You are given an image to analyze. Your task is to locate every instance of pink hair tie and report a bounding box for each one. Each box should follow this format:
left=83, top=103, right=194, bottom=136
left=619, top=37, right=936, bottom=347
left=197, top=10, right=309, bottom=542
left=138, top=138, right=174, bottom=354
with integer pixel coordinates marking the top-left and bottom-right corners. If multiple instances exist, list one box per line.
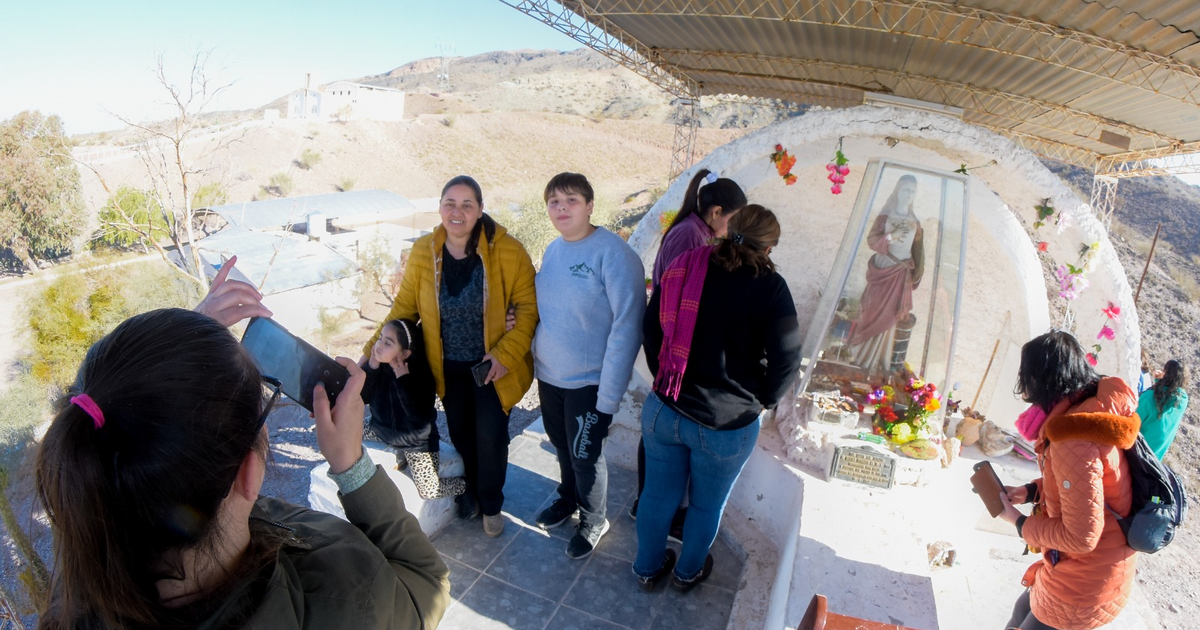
left=70, top=394, right=106, bottom=430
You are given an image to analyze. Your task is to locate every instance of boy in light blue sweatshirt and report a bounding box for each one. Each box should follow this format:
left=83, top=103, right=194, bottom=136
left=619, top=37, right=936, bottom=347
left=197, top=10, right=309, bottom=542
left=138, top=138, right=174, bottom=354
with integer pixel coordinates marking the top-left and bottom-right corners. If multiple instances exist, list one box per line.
left=532, top=172, right=646, bottom=560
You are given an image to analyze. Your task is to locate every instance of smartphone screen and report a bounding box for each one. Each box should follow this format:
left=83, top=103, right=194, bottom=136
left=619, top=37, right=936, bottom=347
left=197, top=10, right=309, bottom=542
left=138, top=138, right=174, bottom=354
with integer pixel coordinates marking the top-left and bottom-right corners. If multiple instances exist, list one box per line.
left=241, top=317, right=348, bottom=412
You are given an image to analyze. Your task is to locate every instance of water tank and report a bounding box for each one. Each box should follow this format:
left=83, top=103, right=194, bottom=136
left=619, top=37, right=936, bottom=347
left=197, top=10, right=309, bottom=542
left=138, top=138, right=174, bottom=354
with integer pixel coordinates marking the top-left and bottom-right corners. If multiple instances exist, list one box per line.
left=307, top=212, right=327, bottom=240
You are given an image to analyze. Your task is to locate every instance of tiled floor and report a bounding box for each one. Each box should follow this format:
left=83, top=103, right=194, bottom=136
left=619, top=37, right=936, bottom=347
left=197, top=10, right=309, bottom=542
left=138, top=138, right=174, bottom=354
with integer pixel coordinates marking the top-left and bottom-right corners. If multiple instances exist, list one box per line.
left=432, top=432, right=744, bottom=630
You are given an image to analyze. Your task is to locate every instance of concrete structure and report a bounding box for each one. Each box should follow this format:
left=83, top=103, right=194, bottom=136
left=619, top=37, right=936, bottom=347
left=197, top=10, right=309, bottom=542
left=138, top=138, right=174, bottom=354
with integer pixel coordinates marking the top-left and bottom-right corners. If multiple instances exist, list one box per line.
left=286, top=77, right=405, bottom=122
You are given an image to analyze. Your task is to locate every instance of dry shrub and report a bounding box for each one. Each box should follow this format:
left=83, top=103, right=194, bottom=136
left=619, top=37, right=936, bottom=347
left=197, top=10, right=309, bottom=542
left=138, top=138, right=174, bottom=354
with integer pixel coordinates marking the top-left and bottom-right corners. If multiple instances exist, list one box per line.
left=1169, top=265, right=1200, bottom=301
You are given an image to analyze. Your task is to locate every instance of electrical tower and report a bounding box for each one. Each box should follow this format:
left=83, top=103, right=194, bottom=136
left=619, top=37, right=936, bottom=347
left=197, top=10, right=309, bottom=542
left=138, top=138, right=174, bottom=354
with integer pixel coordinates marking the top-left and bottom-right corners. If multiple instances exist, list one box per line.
left=436, top=42, right=455, bottom=91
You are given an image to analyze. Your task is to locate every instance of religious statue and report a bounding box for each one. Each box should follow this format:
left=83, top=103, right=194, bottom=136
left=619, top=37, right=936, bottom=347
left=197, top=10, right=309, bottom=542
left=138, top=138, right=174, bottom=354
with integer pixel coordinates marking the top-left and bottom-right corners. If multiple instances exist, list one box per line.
left=849, top=174, right=926, bottom=373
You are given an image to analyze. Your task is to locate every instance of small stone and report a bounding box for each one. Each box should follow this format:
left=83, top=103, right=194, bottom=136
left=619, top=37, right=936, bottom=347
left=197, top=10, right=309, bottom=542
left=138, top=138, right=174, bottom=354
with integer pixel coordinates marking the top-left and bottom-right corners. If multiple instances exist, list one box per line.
left=1169, top=603, right=1180, bottom=613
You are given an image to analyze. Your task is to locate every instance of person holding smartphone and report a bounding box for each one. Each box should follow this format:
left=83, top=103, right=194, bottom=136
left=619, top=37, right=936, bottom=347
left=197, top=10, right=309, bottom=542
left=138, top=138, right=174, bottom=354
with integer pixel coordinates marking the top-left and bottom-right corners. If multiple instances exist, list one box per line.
left=364, top=175, right=537, bottom=538
left=531, top=173, right=646, bottom=560
left=996, top=331, right=1140, bottom=630
left=35, top=261, right=451, bottom=630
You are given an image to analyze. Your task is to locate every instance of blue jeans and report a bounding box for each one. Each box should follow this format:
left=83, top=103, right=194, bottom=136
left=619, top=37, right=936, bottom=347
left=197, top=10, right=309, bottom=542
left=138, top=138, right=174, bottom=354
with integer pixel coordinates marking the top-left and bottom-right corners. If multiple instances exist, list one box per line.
left=633, top=393, right=760, bottom=580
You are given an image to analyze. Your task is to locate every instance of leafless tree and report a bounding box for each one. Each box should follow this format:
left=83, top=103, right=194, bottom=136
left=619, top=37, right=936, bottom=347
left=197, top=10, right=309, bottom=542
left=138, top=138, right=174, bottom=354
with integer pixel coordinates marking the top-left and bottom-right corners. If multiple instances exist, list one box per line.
left=92, top=50, right=248, bottom=286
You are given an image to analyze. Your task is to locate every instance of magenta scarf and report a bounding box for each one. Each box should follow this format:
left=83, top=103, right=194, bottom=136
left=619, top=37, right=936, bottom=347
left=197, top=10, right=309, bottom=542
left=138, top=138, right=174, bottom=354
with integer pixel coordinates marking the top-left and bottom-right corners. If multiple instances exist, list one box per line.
left=1016, top=404, right=1049, bottom=441
left=654, top=245, right=714, bottom=400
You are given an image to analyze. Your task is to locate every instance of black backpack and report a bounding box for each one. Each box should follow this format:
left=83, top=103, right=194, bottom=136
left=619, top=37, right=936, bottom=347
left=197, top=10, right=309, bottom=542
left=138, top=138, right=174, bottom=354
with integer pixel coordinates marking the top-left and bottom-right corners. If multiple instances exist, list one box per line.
left=1109, top=434, right=1189, bottom=553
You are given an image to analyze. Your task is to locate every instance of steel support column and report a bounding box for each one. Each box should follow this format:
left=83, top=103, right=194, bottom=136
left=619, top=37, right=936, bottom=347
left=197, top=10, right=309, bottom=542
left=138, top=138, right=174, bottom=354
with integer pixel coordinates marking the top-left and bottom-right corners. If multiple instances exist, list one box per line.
left=669, top=98, right=698, bottom=181
left=1090, top=174, right=1120, bottom=228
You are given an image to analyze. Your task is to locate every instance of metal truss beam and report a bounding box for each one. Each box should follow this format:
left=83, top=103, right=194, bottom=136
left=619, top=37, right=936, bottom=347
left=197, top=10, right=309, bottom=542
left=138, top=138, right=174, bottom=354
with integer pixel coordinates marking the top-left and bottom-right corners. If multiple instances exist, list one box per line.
left=1095, top=143, right=1200, bottom=178
left=497, top=0, right=696, bottom=98
left=664, top=49, right=1177, bottom=154
left=585, top=0, right=1200, bottom=108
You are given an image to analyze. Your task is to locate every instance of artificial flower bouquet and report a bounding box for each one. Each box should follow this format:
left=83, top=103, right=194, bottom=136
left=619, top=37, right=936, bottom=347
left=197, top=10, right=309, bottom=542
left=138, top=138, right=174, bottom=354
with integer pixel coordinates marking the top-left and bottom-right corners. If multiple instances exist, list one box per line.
left=867, top=374, right=941, bottom=445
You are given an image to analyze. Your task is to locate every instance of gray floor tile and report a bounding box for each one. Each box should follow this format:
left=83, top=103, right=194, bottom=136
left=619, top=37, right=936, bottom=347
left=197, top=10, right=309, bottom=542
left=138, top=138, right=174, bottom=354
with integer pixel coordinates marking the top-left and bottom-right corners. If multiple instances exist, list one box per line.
left=650, top=581, right=735, bottom=630
left=508, top=437, right=563, bottom=480
left=486, top=528, right=587, bottom=602
left=432, top=514, right=519, bottom=571
left=503, top=464, right=558, bottom=524
left=441, top=555, right=482, bottom=600
left=550, top=605, right=635, bottom=630
left=439, top=575, right=556, bottom=630
left=705, top=537, right=745, bottom=592
left=562, top=550, right=660, bottom=630
left=606, top=462, right=638, bottom=512
left=596, top=513, right=639, bottom=563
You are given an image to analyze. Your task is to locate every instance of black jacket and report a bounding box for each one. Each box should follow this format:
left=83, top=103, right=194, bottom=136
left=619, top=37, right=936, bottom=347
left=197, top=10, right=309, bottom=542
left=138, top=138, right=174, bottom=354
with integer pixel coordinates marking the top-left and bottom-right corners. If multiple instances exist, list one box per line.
left=643, top=262, right=802, bottom=431
left=361, top=361, right=439, bottom=451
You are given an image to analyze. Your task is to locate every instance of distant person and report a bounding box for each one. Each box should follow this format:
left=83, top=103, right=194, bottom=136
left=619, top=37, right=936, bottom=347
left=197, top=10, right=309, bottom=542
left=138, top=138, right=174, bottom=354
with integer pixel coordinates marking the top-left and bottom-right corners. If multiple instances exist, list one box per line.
left=998, top=331, right=1139, bottom=630
left=634, top=168, right=748, bottom=523
left=531, top=173, right=646, bottom=560
left=1138, top=359, right=1190, bottom=460
left=364, top=175, right=537, bottom=538
left=362, top=317, right=466, bottom=498
left=635, top=205, right=802, bottom=592
left=1136, top=350, right=1155, bottom=395
left=36, top=262, right=450, bottom=630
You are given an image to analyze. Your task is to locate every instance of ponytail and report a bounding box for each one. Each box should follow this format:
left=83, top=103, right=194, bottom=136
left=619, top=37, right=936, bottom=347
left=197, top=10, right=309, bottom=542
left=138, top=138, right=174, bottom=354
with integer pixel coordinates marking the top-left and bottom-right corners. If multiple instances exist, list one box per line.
left=711, top=204, right=780, bottom=276
left=36, top=309, right=267, bottom=629
left=666, top=169, right=747, bottom=236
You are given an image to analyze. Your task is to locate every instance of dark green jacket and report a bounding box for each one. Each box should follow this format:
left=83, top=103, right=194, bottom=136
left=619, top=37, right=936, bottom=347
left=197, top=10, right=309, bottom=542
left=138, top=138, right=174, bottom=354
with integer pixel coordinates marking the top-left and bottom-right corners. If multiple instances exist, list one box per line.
left=196, top=467, right=450, bottom=629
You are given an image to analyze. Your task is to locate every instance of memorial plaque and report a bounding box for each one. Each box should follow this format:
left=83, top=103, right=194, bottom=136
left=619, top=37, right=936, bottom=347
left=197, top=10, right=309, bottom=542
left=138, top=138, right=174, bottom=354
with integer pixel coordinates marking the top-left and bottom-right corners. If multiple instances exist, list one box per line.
left=830, top=445, right=896, bottom=489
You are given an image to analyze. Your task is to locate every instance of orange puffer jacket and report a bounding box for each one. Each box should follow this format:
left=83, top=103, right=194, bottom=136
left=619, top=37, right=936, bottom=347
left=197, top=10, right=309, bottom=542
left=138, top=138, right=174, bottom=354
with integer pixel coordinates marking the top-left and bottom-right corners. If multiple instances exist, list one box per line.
left=1020, top=377, right=1140, bottom=630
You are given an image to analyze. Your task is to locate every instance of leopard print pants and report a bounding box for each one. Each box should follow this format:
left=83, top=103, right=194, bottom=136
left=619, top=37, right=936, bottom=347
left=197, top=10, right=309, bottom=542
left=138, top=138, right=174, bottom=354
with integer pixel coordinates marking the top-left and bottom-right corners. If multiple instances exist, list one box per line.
left=398, top=449, right=466, bottom=500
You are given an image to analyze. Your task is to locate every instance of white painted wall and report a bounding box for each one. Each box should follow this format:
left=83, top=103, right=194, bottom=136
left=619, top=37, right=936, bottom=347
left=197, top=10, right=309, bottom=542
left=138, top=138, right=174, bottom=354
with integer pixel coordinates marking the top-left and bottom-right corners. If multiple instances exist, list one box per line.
left=628, top=106, right=1140, bottom=429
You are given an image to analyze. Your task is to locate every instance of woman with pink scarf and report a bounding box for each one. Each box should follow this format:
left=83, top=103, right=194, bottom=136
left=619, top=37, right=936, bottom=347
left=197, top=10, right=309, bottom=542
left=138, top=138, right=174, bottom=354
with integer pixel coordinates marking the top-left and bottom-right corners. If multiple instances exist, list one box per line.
left=634, top=205, right=802, bottom=593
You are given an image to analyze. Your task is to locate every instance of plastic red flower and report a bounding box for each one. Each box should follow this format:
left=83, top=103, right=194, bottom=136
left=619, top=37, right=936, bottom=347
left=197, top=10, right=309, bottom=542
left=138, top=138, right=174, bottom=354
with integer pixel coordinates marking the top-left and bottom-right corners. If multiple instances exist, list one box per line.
left=1037, top=241, right=1048, bottom=252
left=770, top=144, right=797, bottom=185
left=1086, top=353, right=1099, bottom=366
left=1102, top=302, right=1121, bottom=321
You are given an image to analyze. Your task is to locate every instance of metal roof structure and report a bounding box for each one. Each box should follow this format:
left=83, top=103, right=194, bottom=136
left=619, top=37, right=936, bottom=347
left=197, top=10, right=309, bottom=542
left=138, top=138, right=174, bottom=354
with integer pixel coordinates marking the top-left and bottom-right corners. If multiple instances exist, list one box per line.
left=193, top=227, right=358, bottom=295
left=500, top=0, right=1200, bottom=185
left=205, top=189, right=415, bottom=231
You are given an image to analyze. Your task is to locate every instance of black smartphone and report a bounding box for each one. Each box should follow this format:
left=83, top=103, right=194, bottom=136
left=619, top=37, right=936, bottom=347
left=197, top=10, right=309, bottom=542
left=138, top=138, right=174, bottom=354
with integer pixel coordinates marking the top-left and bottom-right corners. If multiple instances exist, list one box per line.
left=241, top=317, right=349, bottom=412
left=471, top=359, right=492, bottom=387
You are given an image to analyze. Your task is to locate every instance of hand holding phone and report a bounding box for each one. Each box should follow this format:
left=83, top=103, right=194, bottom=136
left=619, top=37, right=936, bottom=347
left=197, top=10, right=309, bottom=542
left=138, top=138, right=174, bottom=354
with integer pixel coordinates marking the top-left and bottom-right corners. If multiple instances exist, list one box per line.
left=241, top=318, right=350, bottom=412
left=313, top=357, right=366, bottom=474
left=970, top=460, right=1006, bottom=518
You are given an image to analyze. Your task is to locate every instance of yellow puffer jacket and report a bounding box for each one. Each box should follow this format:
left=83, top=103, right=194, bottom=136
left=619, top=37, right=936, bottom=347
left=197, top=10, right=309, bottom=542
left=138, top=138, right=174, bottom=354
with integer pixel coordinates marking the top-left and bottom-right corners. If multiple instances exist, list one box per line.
left=364, top=220, right=538, bottom=412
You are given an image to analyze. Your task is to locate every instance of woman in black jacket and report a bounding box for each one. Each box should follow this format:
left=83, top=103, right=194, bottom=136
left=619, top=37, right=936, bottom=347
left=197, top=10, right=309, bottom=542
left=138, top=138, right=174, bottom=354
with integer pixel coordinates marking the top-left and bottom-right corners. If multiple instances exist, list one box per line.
left=634, top=205, right=802, bottom=592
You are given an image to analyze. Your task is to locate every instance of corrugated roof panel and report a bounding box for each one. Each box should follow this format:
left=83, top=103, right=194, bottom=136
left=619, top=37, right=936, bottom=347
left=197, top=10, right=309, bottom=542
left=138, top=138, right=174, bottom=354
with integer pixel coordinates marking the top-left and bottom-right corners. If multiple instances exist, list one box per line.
left=207, top=189, right=415, bottom=231
left=195, top=228, right=359, bottom=295
left=560, top=0, right=1200, bottom=165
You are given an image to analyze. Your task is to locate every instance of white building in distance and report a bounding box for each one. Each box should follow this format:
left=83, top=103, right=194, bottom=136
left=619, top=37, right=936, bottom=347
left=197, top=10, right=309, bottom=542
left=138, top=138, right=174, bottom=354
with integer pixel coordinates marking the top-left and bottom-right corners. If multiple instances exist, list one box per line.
left=287, top=74, right=404, bottom=122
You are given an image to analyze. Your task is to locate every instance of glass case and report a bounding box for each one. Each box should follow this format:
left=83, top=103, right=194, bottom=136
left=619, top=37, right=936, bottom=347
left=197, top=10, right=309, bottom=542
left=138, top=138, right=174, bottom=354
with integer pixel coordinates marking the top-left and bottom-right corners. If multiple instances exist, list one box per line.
left=797, top=160, right=969, bottom=422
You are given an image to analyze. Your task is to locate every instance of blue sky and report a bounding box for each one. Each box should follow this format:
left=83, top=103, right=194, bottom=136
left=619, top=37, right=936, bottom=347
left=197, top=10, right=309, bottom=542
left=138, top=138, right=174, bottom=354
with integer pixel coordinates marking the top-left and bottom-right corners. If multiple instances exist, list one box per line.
left=0, top=0, right=582, bottom=134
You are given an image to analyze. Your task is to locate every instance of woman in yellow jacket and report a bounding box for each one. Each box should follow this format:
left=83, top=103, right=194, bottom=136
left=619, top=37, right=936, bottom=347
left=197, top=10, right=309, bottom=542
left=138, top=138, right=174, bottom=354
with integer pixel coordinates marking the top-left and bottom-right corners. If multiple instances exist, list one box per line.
left=364, top=175, right=537, bottom=537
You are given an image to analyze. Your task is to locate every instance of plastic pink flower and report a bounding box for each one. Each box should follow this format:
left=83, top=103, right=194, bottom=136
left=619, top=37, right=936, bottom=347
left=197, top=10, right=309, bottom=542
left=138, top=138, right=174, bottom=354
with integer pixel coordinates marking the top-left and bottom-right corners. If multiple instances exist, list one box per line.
left=831, top=183, right=842, bottom=194
left=1097, top=325, right=1115, bottom=341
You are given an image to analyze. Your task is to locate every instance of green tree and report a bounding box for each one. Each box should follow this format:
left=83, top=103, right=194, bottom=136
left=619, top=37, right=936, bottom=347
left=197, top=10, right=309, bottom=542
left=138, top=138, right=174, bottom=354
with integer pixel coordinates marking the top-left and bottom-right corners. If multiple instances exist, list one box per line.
left=96, top=185, right=173, bottom=251
left=0, top=110, right=86, bottom=273
left=191, top=181, right=229, bottom=209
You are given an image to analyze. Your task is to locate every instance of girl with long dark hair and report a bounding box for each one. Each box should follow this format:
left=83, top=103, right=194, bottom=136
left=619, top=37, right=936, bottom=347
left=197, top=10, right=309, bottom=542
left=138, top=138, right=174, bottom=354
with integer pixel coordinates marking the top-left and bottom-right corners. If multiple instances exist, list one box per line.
left=1138, top=358, right=1190, bottom=460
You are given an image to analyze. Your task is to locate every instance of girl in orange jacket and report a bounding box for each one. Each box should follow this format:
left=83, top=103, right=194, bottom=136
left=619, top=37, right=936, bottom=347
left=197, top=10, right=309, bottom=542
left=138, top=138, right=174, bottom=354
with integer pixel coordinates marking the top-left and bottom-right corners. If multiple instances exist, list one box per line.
left=998, top=331, right=1140, bottom=630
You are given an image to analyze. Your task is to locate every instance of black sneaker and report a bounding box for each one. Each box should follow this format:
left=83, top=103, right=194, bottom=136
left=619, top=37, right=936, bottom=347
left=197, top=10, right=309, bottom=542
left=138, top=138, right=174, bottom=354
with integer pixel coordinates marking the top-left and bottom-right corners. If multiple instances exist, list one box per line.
left=667, top=524, right=684, bottom=544
left=455, top=493, right=480, bottom=520
left=671, top=553, right=714, bottom=593
left=635, top=548, right=676, bottom=592
left=535, top=498, right=577, bottom=530
left=628, top=498, right=638, bottom=521
left=565, top=519, right=610, bottom=560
